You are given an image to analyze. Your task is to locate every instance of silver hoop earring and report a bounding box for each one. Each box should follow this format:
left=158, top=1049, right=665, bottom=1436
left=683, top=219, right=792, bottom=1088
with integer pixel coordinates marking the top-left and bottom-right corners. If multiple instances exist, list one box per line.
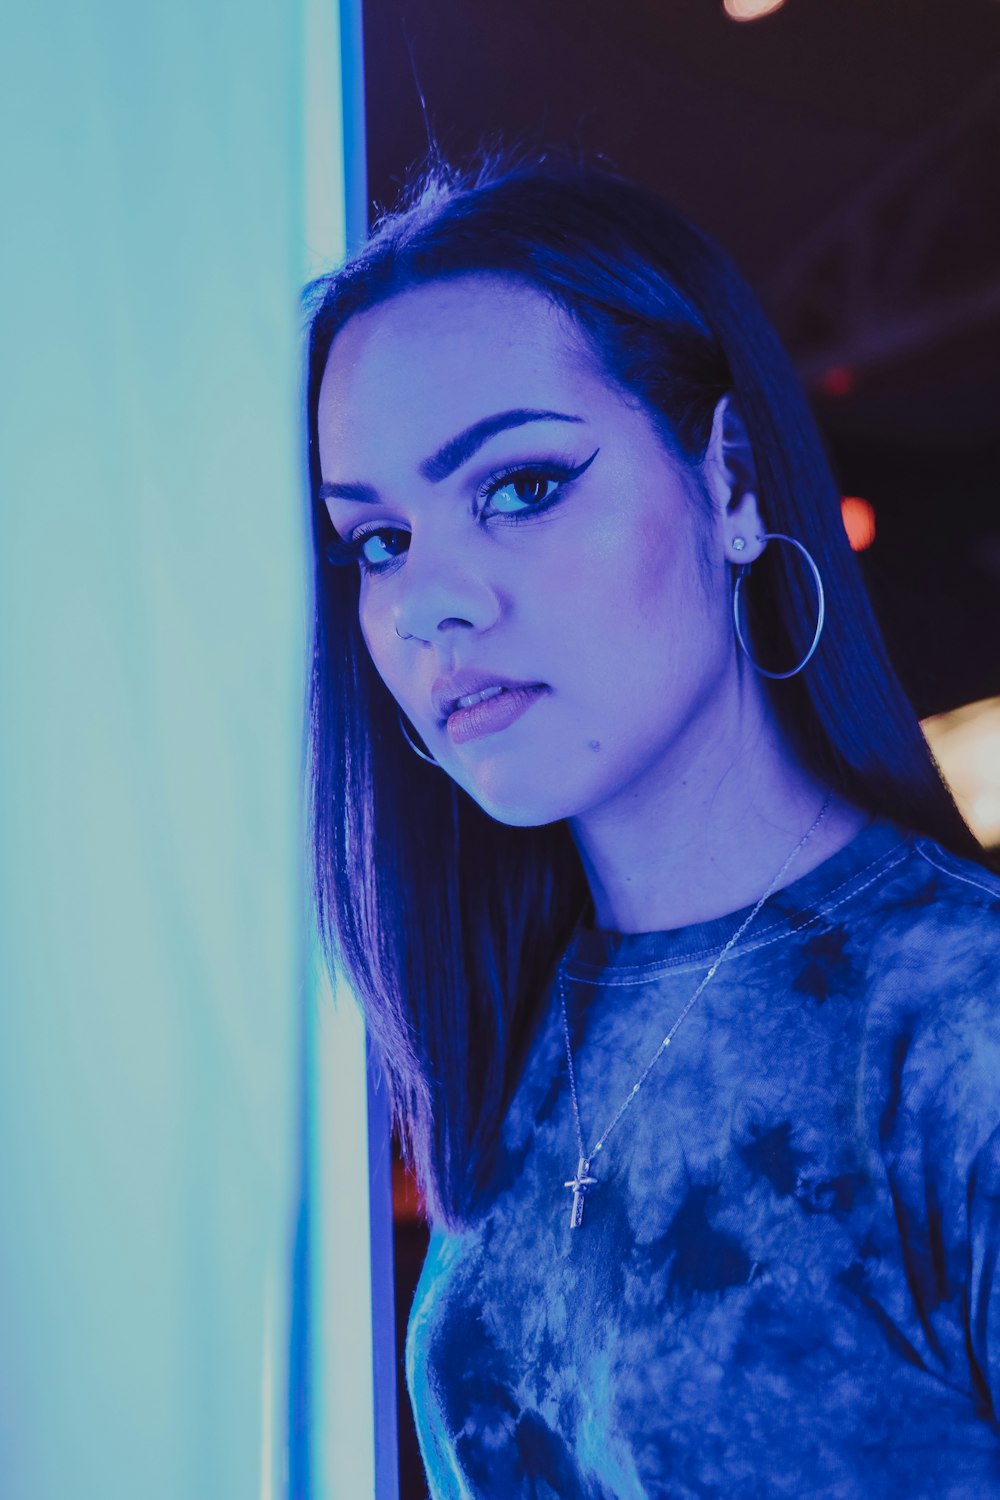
left=397, top=707, right=440, bottom=767
left=732, top=531, right=825, bottom=680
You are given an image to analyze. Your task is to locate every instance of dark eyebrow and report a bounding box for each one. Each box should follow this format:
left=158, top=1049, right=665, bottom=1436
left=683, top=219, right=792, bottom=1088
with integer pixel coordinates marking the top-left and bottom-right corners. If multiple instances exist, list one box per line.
left=317, top=408, right=586, bottom=504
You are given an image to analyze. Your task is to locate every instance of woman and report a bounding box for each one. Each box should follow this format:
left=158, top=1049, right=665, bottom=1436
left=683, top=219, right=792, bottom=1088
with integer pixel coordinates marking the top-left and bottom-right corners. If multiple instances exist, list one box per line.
left=303, top=145, right=1000, bottom=1497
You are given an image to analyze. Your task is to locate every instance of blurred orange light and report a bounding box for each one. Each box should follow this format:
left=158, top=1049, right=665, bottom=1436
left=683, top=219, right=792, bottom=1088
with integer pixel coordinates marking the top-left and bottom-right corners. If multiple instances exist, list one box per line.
left=922, top=697, right=1000, bottom=849
left=724, top=0, right=785, bottom=17
left=841, top=496, right=876, bottom=551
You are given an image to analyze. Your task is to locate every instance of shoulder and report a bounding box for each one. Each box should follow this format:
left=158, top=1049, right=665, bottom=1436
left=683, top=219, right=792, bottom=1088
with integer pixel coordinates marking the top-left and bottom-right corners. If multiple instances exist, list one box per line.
left=905, top=834, right=1000, bottom=916
left=859, top=830, right=1000, bottom=981
left=859, top=833, right=1000, bottom=1140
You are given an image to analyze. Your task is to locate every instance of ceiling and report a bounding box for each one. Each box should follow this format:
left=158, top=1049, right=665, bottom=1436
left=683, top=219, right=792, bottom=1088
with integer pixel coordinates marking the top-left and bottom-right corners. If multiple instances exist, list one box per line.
left=360, top=0, right=1000, bottom=716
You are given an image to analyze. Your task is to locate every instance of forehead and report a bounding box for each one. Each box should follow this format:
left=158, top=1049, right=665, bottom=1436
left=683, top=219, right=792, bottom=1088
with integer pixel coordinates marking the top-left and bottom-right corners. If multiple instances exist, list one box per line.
left=316, top=276, right=603, bottom=466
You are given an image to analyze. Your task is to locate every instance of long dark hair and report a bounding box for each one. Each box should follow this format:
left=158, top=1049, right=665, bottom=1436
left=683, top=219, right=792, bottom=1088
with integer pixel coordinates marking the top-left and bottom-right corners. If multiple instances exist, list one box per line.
left=302, top=143, right=984, bottom=1231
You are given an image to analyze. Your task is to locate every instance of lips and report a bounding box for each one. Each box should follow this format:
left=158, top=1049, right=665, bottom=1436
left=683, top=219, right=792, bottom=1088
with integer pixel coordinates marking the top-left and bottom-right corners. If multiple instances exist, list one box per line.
left=446, top=682, right=548, bottom=744
left=453, top=683, right=508, bottom=712
left=432, top=668, right=546, bottom=723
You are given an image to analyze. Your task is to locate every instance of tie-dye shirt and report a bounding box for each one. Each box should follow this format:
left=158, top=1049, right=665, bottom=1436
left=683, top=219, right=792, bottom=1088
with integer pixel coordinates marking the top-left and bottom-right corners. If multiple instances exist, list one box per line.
left=405, top=816, right=1000, bottom=1498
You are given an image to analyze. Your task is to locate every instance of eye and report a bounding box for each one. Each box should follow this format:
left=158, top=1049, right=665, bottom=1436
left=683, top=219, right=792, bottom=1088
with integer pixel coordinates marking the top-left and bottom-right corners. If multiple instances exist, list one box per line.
left=480, top=465, right=564, bottom=515
left=349, top=525, right=408, bottom=573
left=322, top=449, right=599, bottom=577
left=323, top=520, right=408, bottom=574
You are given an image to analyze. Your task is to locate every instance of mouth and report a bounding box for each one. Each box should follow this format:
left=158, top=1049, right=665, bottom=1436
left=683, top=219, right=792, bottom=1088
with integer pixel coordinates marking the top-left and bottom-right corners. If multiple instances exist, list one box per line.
left=441, top=682, right=545, bottom=723
left=444, top=683, right=550, bottom=744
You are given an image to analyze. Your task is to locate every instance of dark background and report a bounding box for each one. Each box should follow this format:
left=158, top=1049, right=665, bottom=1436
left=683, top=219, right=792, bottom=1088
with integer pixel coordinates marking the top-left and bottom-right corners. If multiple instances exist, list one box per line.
left=358, top=1, right=1000, bottom=1491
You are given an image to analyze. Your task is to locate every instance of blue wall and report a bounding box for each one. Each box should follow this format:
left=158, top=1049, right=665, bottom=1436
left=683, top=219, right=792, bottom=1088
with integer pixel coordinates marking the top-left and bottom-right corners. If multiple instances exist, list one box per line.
left=0, top=1, right=364, bottom=1493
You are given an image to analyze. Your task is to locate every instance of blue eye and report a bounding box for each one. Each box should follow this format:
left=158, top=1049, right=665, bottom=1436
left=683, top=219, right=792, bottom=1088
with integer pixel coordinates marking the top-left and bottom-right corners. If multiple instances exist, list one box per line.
left=345, top=526, right=409, bottom=574
left=483, top=467, right=563, bottom=515
left=323, top=449, right=599, bottom=577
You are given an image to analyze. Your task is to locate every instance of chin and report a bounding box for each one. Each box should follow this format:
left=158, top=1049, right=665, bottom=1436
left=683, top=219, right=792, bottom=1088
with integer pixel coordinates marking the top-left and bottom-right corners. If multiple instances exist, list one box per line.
left=481, top=802, right=568, bottom=830
left=455, top=770, right=585, bottom=830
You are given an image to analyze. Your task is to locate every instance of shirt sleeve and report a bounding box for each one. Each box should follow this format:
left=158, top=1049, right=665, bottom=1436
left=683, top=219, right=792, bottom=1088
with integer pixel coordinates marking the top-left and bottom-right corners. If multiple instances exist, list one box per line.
left=967, top=1115, right=1000, bottom=1421
left=878, top=952, right=1000, bottom=1429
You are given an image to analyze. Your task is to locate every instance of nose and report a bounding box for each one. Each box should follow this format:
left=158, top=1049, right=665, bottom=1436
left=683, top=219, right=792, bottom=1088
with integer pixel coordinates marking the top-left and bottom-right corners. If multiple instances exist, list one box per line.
left=389, top=544, right=502, bottom=644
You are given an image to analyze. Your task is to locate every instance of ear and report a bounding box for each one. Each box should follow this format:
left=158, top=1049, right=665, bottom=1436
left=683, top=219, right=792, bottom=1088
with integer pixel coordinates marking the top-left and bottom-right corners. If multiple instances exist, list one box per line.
left=701, top=394, right=767, bottom=565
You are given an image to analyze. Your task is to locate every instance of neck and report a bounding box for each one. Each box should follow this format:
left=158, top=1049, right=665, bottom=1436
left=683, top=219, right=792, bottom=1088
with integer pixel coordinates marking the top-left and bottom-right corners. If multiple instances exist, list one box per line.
left=568, top=687, right=870, bottom=936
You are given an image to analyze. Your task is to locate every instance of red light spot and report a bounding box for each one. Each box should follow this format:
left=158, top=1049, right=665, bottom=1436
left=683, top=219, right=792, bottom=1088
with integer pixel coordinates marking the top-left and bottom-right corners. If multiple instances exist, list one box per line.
left=821, top=366, right=855, bottom=398
left=841, top=496, right=876, bottom=551
left=392, top=1154, right=426, bottom=1222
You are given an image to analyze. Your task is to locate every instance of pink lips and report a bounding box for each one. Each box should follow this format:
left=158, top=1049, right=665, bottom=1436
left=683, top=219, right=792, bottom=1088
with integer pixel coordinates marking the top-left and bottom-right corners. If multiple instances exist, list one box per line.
left=432, top=667, right=544, bottom=722
left=446, top=684, right=548, bottom=744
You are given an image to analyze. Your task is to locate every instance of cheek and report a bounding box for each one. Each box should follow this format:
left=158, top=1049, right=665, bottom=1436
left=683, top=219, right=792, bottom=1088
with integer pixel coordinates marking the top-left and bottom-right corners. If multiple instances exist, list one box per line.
left=358, top=602, right=376, bottom=658
left=576, top=541, right=727, bottom=716
left=357, top=598, right=418, bottom=721
left=358, top=580, right=393, bottom=639
left=358, top=600, right=395, bottom=687
left=631, top=515, right=722, bottom=643
left=595, top=523, right=699, bottom=641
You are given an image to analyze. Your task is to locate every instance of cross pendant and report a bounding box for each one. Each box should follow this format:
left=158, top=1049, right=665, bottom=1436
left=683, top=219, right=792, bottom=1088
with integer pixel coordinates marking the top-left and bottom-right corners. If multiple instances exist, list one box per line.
left=564, top=1155, right=598, bottom=1229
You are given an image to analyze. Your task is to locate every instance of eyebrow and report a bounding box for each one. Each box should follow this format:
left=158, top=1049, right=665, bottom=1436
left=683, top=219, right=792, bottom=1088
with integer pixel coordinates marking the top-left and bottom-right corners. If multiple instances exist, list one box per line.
left=317, top=408, right=586, bottom=504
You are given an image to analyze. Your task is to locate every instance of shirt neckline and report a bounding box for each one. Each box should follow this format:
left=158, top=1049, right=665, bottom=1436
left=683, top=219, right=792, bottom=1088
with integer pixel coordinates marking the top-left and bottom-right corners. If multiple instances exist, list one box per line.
left=560, top=814, right=914, bottom=978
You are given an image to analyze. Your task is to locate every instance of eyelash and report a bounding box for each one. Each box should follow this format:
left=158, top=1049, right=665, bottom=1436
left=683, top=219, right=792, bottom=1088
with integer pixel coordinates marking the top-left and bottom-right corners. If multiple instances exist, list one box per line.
left=323, top=453, right=596, bottom=577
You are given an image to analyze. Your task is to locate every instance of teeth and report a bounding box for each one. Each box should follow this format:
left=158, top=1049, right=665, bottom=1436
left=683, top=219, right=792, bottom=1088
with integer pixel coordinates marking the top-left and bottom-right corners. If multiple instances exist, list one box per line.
left=454, top=684, right=508, bottom=711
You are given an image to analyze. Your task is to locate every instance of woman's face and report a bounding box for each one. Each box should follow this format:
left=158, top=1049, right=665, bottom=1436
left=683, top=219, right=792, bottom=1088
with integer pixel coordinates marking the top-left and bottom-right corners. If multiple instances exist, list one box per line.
left=317, top=274, right=740, bottom=827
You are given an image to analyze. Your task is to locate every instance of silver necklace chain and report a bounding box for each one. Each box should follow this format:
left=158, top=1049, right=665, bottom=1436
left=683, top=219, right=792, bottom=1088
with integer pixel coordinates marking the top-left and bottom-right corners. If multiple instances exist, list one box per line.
left=558, top=793, right=833, bottom=1229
